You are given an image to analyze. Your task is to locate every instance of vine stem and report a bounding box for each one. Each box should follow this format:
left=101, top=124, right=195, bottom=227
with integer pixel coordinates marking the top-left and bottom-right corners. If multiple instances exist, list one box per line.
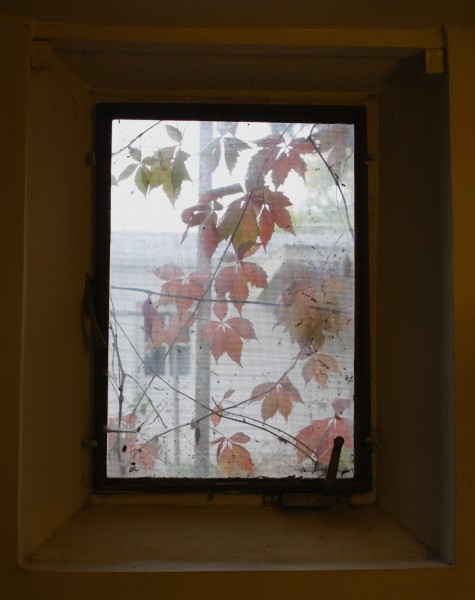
left=308, top=125, right=354, bottom=242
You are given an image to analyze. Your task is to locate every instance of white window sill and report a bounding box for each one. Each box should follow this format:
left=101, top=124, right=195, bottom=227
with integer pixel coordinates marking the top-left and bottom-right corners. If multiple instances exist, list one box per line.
left=23, top=498, right=447, bottom=572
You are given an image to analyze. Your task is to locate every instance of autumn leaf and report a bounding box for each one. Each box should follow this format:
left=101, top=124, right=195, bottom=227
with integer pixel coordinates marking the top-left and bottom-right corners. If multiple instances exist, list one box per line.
left=210, top=388, right=235, bottom=428
left=295, top=414, right=353, bottom=464
left=141, top=296, right=158, bottom=340
left=202, top=317, right=255, bottom=366
left=153, top=263, right=184, bottom=280
left=245, top=145, right=281, bottom=192
left=251, top=376, right=303, bottom=422
left=249, top=188, right=295, bottom=248
left=241, top=261, right=268, bottom=288
left=215, top=434, right=254, bottom=477
left=302, top=353, right=340, bottom=387
left=211, top=402, right=224, bottom=427
left=214, top=260, right=268, bottom=314
left=217, top=197, right=260, bottom=256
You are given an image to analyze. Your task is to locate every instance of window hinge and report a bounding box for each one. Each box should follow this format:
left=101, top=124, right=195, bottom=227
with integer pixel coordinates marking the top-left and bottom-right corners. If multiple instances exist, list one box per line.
left=263, top=436, right=346, bottom=509
left=82, top=437, right=98, bottom=449
left=424, top=48, right=445, bottom=75
left=30, top=40, right=53, bottom=71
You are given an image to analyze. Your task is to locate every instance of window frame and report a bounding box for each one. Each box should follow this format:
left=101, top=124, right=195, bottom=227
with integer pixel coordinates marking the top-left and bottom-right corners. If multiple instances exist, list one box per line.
left=93, top=102, right=371, bottom=495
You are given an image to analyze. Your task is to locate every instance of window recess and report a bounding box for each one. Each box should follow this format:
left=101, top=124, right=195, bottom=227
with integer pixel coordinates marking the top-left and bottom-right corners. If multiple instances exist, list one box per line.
left=93, top=103, right=371, bottom=494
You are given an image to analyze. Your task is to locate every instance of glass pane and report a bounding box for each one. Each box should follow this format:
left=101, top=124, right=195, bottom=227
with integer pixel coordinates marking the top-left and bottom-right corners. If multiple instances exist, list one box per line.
left=107, top=118, right=355, bottom=480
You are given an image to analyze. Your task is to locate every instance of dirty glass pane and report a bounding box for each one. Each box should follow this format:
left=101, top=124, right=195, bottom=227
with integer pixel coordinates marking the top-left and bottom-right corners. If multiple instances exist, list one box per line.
left=107, top=118, right=355, bottom=480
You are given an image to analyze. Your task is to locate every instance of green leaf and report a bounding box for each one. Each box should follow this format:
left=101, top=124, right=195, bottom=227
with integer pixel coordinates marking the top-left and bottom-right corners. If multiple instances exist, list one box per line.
left=223, top=137, right=250, bottom=174
left=171, top=150, right=191, bottom=199
left=149, top=161, right=165, bottom=190
left=201, top=138, right=221, bottom=174
left=141, top=156, right=155, bottom=167
left=166, top=125, right=183, bottom=143
left=134, top=165, right=150, bottom=197
left=217, top=122, right=238, bottom=136
left=118, top=163, right=138, bottom=182
left=156, top=146, right=176, bottom=162
left=128, top=146, right=142, bottom=162
left=111, top=175, right=118, bottom=186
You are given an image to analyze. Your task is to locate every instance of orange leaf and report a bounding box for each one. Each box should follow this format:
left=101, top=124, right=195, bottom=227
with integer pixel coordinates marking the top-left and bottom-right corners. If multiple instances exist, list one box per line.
left=154, top=263, right=184, bottom=280
left=225, top=317, right=256, bottom=340
left=224, top=326, right=243, bottom=366
left=241, top=261, right=268, bottom=289
left=251, top=377, right=303, bottom=421
left=211, top=402, right=224, bottom=427
left=302, top=354, right=340, bottom=387
left=218, top=444, right=234, bottom=476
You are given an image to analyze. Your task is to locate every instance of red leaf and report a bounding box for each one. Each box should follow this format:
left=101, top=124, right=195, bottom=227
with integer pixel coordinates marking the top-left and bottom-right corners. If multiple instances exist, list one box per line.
left=215, top=266, right=236, bottom=296
left=229, top=432, right=250, bottom=444
left=223, top=389, right=235, bottom=400
left=210, top=325, right=226, bottom=363
left=289, top=137, right=316, bottom=154
left=230, top=269, right=249, bottom=314
left=141, top=296, right=157, bottom=340
left=225, top=317, right=256, bottom=340
left=288, top=147, right=307, bottom=178
left=147, top=315, right=167, bottom=349
left=269, top=205, right=295, bottom=235
left=241, top=261, right=268, bottom=288
left=213, top=300, right=228, bottom=321
left=217, top=442, right=254, bottom=476
left=200, top=212, right=219, bottom=259
left=224, top=326, right=243, bottom=366
left=154, top=263, right=184, bottom=280
left=211, top=402, right=224, bottom=427
left=166, top=312, right=193, bottom=346
left=259, top=207, right=274, bottom=249
left=295, top=416, right=353, bottom=465
left=271, top=152, right=292, bottom=188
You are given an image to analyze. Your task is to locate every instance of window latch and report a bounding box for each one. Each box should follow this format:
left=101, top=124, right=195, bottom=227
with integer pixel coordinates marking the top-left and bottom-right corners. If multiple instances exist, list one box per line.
left=263, top=436, right=345, bottom=509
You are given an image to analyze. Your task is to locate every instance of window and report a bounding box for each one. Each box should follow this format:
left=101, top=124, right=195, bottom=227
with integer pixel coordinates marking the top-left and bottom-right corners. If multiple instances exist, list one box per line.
left=94, top=104, right=370, bottom=493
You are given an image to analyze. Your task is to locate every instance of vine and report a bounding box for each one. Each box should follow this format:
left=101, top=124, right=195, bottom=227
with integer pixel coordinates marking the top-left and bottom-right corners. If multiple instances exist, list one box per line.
left=107, top=118, right=355, bottom=479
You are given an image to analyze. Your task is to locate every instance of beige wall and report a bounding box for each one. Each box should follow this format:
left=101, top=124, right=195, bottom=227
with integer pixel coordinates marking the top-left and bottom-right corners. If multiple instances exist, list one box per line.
left=1, top=4, right=475, bottom=598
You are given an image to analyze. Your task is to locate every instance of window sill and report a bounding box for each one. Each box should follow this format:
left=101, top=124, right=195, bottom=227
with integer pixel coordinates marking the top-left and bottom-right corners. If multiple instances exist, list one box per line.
left=24, top=499, right=446, bottom=572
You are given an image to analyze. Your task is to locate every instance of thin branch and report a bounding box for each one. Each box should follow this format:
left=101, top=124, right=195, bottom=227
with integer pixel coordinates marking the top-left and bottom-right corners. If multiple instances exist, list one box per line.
left=112, top=120, right=162, bottom=156
left=308, top=126, right=354, bottom=242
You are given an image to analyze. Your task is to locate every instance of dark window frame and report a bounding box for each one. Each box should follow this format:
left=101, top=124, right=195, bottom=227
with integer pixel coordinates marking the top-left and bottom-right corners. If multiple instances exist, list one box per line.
left=93, top=103, right=371, bottom=495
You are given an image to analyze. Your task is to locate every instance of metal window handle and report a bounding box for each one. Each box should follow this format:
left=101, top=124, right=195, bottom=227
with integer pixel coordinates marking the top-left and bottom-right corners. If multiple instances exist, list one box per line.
left=323, top=436, right=345, bottom=494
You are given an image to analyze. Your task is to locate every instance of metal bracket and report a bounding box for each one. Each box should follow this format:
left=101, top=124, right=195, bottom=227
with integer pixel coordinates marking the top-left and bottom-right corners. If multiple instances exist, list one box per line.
left=263, top=436, right=346, bottom=509
left=424, top=48, right=445, bottom=75
left=30, top=40, right=53, bottom=71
